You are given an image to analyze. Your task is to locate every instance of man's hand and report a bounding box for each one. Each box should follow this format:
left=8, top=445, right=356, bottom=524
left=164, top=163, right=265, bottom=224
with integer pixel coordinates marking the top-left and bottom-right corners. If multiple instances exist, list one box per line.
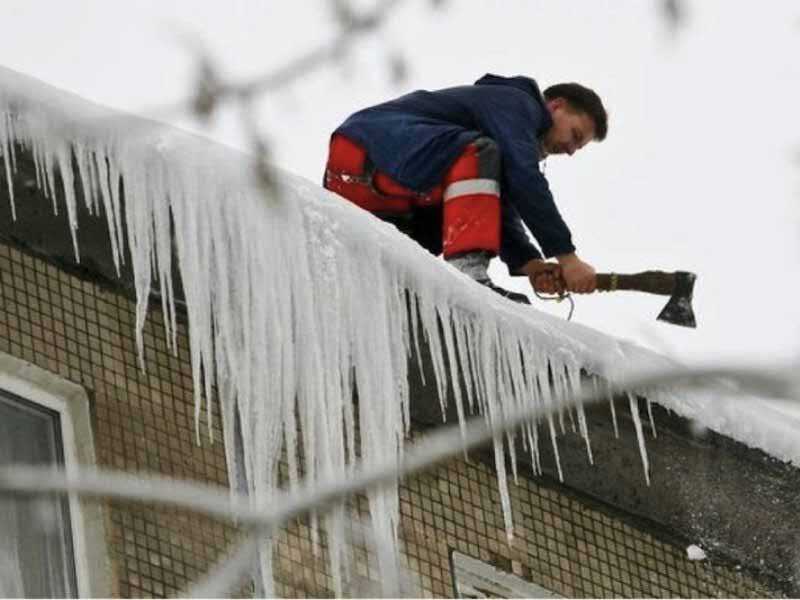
left=520, top=259, right=564, bottom=295
left=557, top=253, right=596, bottom=293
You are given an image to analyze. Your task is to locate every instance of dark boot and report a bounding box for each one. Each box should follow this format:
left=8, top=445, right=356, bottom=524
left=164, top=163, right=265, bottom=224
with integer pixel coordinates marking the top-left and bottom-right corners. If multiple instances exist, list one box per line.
left=476, top=279, right=531, bottom=305
left=447, top=251, right=531, bottom=305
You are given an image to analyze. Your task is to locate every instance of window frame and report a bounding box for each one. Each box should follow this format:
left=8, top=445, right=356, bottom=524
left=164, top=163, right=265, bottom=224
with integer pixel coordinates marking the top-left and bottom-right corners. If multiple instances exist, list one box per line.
left=0, top=352, right=112, bottom=598
left=449, top=548, right=562, bottom=599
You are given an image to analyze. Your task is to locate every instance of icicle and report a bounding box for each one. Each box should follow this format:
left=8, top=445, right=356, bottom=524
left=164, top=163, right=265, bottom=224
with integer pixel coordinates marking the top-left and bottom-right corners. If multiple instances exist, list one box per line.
left=148, top=156, right=177, bottom=355
left=531, top=422, right=542, bottom=476
left=493, top=436, right=514, bottom=542
left=108, top=160, right=126, bottom=266
left=549, top=364, right=569, bottom=435
left=73, top=146, right=96, bottom=216
left=420, top=301, right=451, bottom=421
left=326, top=507, right=346, bottom=596
left=627, top=393, right=651, bottom=485
left=605, top=379, right=620, bottom=439
left=407, top=291, right=427, bottom=387
left=92, top=150, right=122, bottom=275
left=394, top=287, right=413, bottom=435
left=31, top=142, right=46, bottom=203
left=0, top=113, right=17, bottom=220
left=440, top=304, right=470, bottom=441
left=453, top=317, right=480, bottom=419
left=518, top=348, right=543, bottom=476
left=468, top=321, right=488, bottom=410
left=88, top=149, right=102, bottom=217
left=559, top=367, right=577, bottom=434
left=41, top=142, right=58, bottom=214
left=647, top=399, right=658, bottom=438
left=567, top=365, right=593, bottom=465
left=500, top=337, right=528, bottom=488
left=537, top=363, right=564, bottom=482
left=54, top=142, right=81, bottom=261
left=507, top=431, right=519, bottom=485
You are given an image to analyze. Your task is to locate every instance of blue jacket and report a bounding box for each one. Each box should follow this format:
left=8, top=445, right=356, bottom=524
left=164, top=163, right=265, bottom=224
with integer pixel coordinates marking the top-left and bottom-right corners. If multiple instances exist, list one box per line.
left=335, top=74, right=576, bottom=273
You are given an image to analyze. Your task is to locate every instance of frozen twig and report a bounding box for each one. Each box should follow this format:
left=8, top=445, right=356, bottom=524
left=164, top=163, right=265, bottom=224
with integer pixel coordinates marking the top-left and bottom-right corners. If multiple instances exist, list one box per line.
left=147, top=0, right=411, bottom=201
left=146, top=0, right=407, bottom=123
left=661, top=0, right=686, bottom=34
left=1, top=365, right=796, bottom=525
left=182, top=532, right=261, bottom=598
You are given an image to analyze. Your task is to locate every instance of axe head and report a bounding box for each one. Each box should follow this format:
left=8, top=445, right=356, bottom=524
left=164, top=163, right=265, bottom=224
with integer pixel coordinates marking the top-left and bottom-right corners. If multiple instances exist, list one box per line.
left=657, top=271, right=697, bottom=328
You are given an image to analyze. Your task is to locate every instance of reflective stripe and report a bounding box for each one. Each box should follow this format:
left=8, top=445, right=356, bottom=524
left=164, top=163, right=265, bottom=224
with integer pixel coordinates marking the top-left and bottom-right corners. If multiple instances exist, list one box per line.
left=443, top=179, right=500, bottom=202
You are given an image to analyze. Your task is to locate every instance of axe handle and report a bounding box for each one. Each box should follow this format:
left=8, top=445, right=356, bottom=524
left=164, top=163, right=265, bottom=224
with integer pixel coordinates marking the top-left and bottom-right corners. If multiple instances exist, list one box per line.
left=595, top=271, right=675, bottom=296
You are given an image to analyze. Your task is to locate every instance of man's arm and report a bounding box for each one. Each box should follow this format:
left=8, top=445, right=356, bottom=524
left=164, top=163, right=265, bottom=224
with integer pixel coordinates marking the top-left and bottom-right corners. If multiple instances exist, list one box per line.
left=474, top=91, right=575, bottom=256
left=503, top=148, right=576, bottom=260
left=499, top=203, right=542, bottom=274
left=475, top=91, right=595, bottom=293
left=499, top=205, right=568, bottom=295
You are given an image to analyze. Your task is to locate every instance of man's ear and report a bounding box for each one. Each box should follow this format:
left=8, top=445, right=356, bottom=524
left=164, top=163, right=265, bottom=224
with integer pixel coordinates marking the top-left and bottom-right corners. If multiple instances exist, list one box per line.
left=546, top=97, right=565, bottom=112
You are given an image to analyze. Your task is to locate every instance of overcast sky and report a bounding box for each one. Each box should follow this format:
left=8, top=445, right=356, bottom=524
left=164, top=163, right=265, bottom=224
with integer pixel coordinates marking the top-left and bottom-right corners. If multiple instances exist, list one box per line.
left=1, top=0, right=798, bottom=368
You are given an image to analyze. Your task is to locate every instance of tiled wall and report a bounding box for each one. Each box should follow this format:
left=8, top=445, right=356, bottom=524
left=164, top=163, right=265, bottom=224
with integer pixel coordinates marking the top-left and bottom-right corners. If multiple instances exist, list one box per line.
left=0, top=241, right=236, bottom=597
left=272, top=439, right=778, bottom=599
left=0, top=239, right=781, bottom=598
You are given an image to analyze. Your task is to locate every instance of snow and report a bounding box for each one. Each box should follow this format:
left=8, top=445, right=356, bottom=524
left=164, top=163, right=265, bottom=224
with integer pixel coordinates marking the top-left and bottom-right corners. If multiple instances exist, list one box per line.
left=0, top=64, right=796, bottom=594
left=687, top=544, right=707, bottom=561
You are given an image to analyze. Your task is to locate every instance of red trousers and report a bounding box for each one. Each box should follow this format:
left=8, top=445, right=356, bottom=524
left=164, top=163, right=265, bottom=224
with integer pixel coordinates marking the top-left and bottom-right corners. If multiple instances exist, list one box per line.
left=323, top=134, right=501, bottom=258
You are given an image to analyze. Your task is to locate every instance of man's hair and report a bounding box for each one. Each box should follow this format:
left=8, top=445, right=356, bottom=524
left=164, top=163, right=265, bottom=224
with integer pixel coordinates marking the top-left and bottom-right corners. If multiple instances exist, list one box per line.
left=543, top=83, right=608, bottom=141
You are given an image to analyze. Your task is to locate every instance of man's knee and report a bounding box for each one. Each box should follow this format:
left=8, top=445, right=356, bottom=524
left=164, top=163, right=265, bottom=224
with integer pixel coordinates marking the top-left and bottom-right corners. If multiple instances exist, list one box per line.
left=441, top=136, right=502, bottom=258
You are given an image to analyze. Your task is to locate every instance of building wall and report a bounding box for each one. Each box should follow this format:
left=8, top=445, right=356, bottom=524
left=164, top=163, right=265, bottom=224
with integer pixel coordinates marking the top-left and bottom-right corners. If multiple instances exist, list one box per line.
left=0, top=240, right=236, bottom=598
left=272, top=438, right=778, bottom=599
left=0, top=239, right=780, bottom=598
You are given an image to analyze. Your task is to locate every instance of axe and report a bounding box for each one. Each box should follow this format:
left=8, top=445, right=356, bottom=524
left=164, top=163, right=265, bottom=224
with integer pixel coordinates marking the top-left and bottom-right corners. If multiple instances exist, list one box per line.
left=594, top=271, right=697, bottom=328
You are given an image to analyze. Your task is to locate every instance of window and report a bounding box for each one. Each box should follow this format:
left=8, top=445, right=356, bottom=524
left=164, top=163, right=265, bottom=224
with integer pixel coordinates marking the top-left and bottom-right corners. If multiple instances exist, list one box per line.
left=450, top=550, right=562, bottom=599
left=0, top=391, right=78, bottom=597
left=0, top=353, right=111, bottom=598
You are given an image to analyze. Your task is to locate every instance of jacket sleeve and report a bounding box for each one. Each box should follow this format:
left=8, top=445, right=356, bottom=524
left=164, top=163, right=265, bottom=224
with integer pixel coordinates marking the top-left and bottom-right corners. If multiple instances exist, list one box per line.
left=499, top=203, right=542, bottom=275
left=474, top=91, right=576, bottom=260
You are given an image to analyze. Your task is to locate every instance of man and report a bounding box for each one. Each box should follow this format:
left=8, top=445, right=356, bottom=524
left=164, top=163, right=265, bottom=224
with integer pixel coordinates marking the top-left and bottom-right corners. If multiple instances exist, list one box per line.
left=323, top=73, right=607, bottom=303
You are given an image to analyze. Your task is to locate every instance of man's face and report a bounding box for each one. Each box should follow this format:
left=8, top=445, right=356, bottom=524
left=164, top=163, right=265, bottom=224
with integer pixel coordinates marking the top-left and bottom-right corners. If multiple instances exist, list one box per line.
left=541, top=98, right=596, bottom=157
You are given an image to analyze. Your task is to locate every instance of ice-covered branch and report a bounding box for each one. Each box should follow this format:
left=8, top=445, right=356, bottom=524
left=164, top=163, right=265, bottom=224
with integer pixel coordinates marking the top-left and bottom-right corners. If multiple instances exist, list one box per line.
left=149, top=0, right=409, bottom=124
left=182, top=533, right=261, bottom=598
left=661, top=0, right=686, bottom=32
left=150, top=0, right=414, bottom=200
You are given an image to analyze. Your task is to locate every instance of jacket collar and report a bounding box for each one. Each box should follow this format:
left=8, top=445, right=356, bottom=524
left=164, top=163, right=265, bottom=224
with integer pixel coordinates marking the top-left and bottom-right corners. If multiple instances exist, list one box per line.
left=474, top=73, right=553, bottom=133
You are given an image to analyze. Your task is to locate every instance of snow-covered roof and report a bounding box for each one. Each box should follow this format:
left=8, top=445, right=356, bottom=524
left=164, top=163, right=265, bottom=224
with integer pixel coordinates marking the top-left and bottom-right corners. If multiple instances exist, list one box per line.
left=0, top=64, right=796, bottom=594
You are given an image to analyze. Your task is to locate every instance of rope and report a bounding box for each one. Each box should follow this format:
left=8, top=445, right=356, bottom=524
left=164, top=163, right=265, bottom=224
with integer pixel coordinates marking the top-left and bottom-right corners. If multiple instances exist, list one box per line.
left=533, top=288, right=575, bottom=321
left=531, top=270, right=575, bottom=320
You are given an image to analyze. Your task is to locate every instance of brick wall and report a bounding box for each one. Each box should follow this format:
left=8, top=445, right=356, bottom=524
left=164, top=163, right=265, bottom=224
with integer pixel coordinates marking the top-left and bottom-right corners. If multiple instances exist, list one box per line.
left=0, top=241, right=236, bottom=597
left=0, top=239, right=780, bottom=598
left=272, top=437, right=777, bottom=598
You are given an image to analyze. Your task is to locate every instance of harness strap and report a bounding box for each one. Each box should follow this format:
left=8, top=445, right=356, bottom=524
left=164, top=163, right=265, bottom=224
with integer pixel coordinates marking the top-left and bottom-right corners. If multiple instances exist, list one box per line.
left=324, top=168, right=373, bottom=186
left=325, top=165, right=437, bottom=203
